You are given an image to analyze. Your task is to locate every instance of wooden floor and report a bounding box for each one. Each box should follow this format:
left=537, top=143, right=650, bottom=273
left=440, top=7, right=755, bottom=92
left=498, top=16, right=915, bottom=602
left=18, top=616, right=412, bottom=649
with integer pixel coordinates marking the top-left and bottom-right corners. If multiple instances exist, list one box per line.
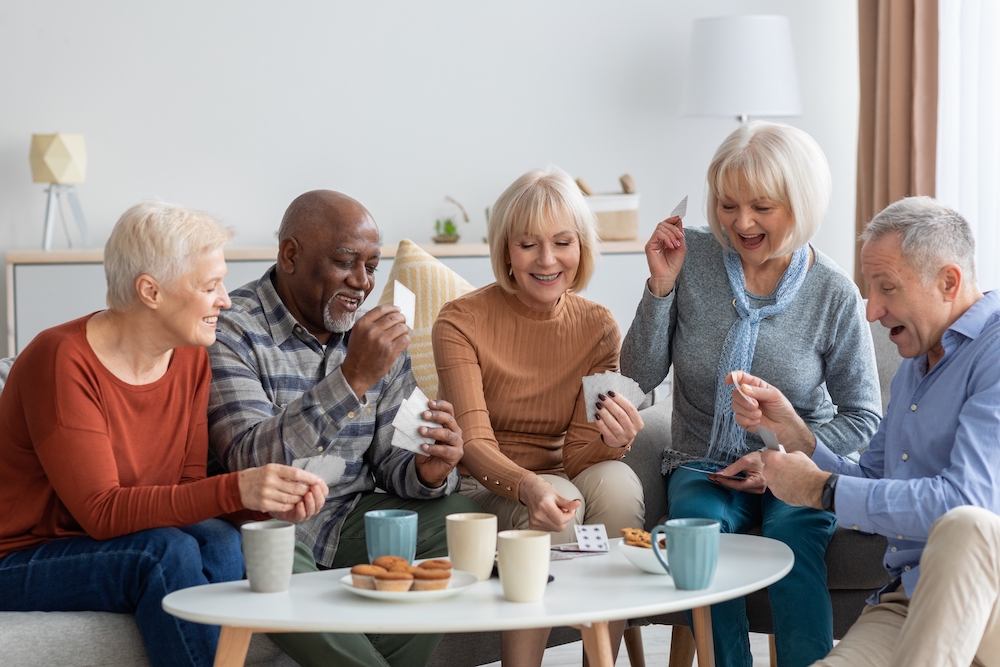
left=482, top=626, right=775, bottom=666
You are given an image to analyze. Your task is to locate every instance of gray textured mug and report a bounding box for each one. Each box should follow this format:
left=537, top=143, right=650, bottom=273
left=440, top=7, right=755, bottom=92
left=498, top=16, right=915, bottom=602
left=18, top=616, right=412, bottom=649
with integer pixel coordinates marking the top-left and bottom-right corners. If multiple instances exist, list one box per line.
left=650, top=518, right=720, bottom=590
left=241, top=520, right=296, bottom=593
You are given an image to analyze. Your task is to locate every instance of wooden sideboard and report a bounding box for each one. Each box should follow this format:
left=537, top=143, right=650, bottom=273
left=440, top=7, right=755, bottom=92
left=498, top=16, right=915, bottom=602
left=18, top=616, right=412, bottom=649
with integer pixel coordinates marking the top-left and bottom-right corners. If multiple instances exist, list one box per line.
left=6, top=241, right=647, bottom=356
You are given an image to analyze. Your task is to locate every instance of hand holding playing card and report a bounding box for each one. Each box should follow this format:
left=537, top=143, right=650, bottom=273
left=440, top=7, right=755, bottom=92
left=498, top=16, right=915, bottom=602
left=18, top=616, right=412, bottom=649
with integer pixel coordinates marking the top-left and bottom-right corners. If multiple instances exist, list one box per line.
left=644, top=195, right=688, bottom=297
left=391, top=387, right=464, bottom=488
left=518, top=474, right=580, bottom=533
left=581, top=372, right=645, bottom=448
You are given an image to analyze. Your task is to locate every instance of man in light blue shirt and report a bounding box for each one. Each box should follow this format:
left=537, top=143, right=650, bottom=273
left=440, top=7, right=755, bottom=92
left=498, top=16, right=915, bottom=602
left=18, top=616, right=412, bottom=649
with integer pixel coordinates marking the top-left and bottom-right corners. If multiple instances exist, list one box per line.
left=723, top=197, right=1000, bottom=666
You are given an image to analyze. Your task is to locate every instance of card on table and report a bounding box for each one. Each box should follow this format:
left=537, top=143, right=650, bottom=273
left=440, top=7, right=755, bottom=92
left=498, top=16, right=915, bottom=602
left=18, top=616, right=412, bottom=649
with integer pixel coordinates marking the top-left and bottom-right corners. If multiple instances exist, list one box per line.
left=582, top=371, right=646, bottom=422
left=393, top=280, right=416, bottom=329
left=390, top=386, right=437, bottom=453
left=574, top=524, right=610, bottom=552
left=670, top=195, right=688, bottom=220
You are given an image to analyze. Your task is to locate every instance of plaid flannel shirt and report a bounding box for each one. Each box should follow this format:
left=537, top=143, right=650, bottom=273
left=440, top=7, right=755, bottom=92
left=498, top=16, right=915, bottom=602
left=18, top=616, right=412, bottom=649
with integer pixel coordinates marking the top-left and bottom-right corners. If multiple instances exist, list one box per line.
left=207, top=267, right=458, bottom=566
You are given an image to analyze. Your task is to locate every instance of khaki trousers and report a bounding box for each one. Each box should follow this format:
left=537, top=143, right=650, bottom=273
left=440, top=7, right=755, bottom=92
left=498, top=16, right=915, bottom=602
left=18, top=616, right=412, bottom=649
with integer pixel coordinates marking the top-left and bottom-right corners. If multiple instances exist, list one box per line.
left=815, top=506, right=1000, bottom=667
left=461, top=459, right=645, bottom=544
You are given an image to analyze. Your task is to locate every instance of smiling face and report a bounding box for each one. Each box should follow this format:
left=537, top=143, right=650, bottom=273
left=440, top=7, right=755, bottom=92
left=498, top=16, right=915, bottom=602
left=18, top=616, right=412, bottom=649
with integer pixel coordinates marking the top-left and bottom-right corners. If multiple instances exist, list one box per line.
left=158, top=247, right=231, bottom=348
left=275, top=193, right=380, bottom=343
left=862, top=233, right=951, bottom=363
left=507, top=216, right=581, bottom=311
left=717, top=176, right=797, bottom=270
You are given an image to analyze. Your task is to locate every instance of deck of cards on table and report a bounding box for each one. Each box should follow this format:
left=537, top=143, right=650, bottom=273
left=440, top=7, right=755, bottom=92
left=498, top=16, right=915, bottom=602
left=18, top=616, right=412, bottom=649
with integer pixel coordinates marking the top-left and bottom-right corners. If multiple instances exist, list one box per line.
left=582, top=372, right=645, bottom=422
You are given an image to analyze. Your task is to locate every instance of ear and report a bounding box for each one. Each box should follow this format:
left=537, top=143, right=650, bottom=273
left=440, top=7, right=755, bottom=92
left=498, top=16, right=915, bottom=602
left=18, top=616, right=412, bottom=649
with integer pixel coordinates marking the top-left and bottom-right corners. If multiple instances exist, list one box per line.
left=135, top=275, right=161, bottom=310
left=277, top=237, right=300, bottom=276
left=939, top=264, right=962, bottom=302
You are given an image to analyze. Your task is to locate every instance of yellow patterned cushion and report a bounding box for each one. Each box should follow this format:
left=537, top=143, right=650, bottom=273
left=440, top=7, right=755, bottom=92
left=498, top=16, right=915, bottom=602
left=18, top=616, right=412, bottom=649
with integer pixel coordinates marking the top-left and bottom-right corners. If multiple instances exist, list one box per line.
left=378, top=239, right=475, bottom=399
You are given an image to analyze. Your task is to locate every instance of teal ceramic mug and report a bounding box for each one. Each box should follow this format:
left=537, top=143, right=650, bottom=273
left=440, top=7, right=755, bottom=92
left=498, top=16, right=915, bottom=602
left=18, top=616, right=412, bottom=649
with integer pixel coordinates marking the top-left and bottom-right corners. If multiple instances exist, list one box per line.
left=364, top=509, right=418, bottom=563
left=650, top=518, right=720, bottom=590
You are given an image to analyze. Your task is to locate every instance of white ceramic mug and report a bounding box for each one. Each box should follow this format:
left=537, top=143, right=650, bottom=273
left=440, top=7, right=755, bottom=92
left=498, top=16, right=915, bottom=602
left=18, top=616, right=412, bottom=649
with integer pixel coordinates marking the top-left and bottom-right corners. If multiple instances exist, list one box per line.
left=497, top=529, right=550, bottom=602
left=446, top=512, right=498, bottom=581
left=241, top=520, right=295, bottom=593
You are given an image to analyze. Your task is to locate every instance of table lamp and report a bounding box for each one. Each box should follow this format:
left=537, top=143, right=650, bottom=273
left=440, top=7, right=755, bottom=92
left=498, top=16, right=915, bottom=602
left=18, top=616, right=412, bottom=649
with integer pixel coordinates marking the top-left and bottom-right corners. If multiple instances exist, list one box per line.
left=29, top=133, right=92, bottom=251
left=680, top=15, right=802, bottom=124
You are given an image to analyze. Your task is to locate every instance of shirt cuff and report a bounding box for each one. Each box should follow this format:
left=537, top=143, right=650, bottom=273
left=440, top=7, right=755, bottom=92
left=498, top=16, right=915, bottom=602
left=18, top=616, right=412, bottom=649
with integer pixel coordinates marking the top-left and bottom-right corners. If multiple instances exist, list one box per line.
left=831, top=474, right=876, bottom=533
left=810, top=437, right=842, bottom=472
left=316, top=367, right=365, bottom=425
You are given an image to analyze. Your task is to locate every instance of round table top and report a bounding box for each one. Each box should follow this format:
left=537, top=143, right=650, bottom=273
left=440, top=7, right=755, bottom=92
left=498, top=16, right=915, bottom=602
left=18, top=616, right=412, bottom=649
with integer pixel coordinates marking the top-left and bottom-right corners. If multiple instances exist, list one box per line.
left=163, top=534, right=793, bottom=634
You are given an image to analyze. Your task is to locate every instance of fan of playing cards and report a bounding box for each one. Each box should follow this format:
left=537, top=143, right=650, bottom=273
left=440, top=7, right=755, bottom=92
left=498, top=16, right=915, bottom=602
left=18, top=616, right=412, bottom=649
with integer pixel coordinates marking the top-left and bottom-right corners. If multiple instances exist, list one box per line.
left=582, top=371, right=645, bottom=422
left=391, top=387, right=438, bottom=453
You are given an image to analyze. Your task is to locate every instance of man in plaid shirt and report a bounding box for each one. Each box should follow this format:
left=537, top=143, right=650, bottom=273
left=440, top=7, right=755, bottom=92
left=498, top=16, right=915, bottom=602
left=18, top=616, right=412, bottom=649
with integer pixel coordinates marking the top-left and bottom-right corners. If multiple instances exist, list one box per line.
left=208, top=190, right=480, bottom=667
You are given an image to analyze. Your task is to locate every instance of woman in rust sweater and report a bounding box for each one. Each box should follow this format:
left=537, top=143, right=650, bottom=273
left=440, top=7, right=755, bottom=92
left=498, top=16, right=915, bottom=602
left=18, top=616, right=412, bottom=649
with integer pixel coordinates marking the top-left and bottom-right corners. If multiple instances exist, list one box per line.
left=433, top=167, right=645, bottom=666
left=0, top=202, right=327, bottom=667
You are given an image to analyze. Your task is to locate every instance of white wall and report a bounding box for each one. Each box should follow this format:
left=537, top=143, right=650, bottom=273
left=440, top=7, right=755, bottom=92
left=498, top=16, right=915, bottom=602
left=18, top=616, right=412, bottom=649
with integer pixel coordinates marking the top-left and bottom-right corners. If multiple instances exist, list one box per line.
left=0, top=0, right=859, bottom=356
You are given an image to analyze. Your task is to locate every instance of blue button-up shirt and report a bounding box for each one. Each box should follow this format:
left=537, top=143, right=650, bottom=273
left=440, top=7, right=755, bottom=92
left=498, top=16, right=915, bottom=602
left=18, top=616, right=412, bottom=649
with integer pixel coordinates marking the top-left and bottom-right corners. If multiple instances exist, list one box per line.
left=812, top=290, right=1000, bottom=598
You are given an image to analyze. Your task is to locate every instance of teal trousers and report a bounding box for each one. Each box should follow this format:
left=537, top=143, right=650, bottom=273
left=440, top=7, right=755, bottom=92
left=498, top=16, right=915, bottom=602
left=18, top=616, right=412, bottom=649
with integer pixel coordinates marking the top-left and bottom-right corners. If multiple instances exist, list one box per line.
left=268, top=491, right=481, bottom=667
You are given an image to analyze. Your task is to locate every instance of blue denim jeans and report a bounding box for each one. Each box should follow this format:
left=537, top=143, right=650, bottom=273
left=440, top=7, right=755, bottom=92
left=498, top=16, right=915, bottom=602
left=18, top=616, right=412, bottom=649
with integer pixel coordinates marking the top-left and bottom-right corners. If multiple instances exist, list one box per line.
left=0, top=519, right=243, bottom=667
left=668, top=466, right=837, bottom=667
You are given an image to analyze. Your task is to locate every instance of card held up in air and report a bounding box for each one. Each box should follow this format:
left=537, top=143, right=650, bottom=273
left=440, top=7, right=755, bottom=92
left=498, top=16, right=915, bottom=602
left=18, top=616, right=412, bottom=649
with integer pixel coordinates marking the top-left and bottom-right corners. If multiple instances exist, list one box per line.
left=670, top=195, right=688, bottom=220
left=393, top=280, right=416, bottom=329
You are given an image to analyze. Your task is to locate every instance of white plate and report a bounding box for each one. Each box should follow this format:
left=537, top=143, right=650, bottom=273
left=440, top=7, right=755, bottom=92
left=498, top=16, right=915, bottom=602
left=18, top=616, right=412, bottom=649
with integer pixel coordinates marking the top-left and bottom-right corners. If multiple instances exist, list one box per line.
left=619, top=541, right=669, bottom=575
left=339, top=570, right=479, bottom=602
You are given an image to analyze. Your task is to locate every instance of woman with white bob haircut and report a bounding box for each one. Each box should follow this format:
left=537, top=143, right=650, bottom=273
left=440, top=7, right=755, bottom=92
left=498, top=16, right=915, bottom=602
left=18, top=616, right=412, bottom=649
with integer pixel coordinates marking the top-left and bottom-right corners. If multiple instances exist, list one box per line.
left=0, top=202, right=327, bottom=667
left=621, top=122, right=882, bottom=667
left=434, top=166, right=645, bottom=666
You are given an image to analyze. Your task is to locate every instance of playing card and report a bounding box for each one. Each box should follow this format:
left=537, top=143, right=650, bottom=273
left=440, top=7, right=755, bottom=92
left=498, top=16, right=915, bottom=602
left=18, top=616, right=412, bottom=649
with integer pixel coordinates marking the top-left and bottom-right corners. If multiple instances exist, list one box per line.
left=733, top=383, right=782, bottom=450
left=574, top=524, right=610, bottom=552
left=391, top=387, right=437, bottom=453
left=393, top=280, right=416, bottom=329
left=670, top=195, right=688, bottom=220
left=582, top=371, right=646, bottom=422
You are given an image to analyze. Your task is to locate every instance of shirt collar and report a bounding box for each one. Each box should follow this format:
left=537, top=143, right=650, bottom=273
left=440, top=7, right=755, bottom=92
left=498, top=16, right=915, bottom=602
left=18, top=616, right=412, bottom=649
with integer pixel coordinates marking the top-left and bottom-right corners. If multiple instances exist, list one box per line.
left=946, top=289, right=1000, bottom=343
left=252, top=267, right=346, bottom=351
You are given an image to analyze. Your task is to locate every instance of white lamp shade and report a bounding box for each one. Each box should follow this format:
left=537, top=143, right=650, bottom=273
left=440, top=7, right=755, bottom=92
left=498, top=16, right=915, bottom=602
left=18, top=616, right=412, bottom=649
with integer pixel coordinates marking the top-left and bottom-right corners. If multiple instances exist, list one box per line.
left=681, top=15, right=802, bottom=118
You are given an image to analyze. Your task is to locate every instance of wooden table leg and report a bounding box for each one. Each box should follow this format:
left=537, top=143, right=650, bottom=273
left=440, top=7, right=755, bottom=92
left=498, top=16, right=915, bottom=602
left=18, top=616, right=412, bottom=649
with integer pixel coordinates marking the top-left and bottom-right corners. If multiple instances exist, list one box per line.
left=574, top=621, right=615, bottom=667
left=623, top=625, right=646, bottom=667
left=691, top=606, right=716, bottom=667
left=214, top=626, right=254, bottom=667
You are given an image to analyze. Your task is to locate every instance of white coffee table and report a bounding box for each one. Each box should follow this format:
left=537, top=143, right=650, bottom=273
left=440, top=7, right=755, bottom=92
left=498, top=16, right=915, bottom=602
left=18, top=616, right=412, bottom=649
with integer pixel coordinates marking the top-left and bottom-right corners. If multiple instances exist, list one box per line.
left=163, top=534, right=793, bottom=667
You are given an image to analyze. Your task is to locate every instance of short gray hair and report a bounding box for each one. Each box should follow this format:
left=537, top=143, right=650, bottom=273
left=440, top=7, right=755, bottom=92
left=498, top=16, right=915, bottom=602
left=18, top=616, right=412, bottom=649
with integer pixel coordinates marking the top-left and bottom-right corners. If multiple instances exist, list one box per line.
left=104, top=202, right=234, bottom=311
left=488, top=166, right=599, bottom=294
left=706, top=121, right=831, bottom=255
left=860, top=196, right=976, bottom=284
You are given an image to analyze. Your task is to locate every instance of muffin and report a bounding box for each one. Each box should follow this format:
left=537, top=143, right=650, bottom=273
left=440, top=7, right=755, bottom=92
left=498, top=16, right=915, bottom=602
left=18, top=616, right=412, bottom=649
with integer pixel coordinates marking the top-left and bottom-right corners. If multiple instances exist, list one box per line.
left=372, top=555, right=410, bottom=570
left=388, top=561, right=416, bottom=573
left=374, top=570, right=414, bottom=592
left=416, top=559, right=453, bottom=572
left=411, top=567, right=452, bottom=591
left=350, top=564, right=386, bottom=590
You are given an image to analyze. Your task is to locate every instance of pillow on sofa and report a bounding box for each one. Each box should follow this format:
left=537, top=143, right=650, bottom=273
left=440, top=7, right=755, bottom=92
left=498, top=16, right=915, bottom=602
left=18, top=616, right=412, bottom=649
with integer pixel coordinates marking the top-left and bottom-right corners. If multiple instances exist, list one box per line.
left=378, top=240, right=475, bottom=399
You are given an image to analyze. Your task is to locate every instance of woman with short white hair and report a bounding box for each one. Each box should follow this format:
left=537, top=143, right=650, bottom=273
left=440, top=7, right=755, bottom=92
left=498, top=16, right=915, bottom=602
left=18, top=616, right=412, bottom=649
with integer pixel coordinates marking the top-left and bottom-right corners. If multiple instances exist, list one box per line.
left=621, top=122, right=883, bottom=667
left=0, top=202, right=327, bottom=667
left=434, top=166, right=645, bottom=666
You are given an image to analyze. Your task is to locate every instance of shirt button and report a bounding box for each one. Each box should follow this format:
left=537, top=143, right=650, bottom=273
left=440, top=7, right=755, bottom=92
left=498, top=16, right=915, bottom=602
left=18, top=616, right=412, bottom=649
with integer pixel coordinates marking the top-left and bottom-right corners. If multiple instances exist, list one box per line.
left=295, top=326, right=302, bottom=333
left=890, top=547, right=897, bottom=552
left=852, top=525, right=859, bottom=531
left=348, top=411, right=355, bottom=418
left=901, top=453, right=909, bottom=461
left=904, top=565, right=911, bottom=571
left=897, top=535, right=904, bottom=540
left=317, top=446, right=324, bottom=452
left=366, top=407, right=372, bottom=415
left=910, top=404, right=917, bottom=411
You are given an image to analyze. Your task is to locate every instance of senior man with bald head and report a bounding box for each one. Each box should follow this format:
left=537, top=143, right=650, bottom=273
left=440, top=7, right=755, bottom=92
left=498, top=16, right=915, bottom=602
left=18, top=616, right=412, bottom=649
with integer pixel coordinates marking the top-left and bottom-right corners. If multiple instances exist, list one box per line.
left=208, top=190, right=480, bottom=667
left=719, top=196, right=1000, bottom=667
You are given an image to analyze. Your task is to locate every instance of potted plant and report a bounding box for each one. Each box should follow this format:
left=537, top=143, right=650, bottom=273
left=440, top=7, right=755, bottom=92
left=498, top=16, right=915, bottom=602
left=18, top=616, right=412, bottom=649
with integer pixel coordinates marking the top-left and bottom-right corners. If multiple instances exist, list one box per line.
left=432, top=196, right=469, bottom=243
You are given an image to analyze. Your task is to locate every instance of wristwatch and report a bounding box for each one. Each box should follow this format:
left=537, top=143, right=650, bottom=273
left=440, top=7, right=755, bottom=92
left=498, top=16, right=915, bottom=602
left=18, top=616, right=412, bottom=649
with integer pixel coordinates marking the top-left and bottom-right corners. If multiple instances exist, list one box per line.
left=821, top=473, right=839, bottom=512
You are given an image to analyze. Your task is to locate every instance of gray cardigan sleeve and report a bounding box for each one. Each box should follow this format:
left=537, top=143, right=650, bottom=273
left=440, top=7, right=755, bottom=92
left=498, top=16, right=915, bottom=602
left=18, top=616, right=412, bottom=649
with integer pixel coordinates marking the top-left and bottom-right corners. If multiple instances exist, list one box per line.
left=621, top=282, right=677, bottom=394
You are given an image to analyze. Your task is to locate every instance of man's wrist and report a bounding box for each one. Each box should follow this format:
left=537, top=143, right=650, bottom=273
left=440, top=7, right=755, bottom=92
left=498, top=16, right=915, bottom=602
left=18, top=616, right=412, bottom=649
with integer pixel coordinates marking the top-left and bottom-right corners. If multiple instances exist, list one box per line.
left=821, top=473, right=839, bottom=512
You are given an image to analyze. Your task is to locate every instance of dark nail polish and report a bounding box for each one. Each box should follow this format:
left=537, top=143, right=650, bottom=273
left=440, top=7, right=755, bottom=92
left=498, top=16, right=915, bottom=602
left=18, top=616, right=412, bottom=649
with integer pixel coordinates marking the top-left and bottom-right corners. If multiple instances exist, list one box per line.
left=596, top=402, right=604, bottom=410
left=595, top=413, right=602, bottom=420
left=608, top=391, right=617, bottom=398
left=598, top=393, right=607, bottom=401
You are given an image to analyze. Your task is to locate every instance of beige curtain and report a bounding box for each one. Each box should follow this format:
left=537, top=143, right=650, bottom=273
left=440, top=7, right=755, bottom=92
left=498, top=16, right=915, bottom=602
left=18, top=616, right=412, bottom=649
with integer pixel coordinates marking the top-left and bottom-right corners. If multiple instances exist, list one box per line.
left=855, top=0, right=938, bottom=290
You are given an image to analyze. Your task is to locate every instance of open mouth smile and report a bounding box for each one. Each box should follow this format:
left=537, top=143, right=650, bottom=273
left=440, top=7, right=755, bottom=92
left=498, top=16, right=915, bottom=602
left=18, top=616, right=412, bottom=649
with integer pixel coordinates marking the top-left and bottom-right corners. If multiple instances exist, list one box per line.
left=531, top=273, right=561, bottom=283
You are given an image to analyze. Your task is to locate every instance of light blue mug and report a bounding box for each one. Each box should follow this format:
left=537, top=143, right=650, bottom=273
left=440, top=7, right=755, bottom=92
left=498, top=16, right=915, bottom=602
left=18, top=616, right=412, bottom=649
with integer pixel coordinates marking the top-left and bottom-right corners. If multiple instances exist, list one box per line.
left=650, top=518, right=720, bottom=590
left=364, top=509, right=418, bottom=564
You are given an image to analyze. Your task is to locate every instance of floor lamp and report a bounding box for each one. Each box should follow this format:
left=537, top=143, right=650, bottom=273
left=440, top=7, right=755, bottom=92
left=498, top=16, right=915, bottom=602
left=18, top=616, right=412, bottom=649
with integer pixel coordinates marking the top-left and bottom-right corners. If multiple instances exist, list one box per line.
left=29, top=133, right=92, bottom=251
left=680, top=15, right=803, bottom=124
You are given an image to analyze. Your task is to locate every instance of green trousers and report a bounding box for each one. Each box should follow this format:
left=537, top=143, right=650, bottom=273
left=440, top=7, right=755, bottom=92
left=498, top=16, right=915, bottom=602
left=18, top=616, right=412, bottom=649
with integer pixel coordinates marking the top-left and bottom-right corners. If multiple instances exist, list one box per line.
left=268, top=491, right=481, bottom=667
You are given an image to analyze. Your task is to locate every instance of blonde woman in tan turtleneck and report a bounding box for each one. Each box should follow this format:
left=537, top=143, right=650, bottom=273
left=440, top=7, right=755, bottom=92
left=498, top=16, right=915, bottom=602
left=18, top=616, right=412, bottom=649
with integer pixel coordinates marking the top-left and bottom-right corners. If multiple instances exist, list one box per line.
left=433, top=166, right=645, bottom=667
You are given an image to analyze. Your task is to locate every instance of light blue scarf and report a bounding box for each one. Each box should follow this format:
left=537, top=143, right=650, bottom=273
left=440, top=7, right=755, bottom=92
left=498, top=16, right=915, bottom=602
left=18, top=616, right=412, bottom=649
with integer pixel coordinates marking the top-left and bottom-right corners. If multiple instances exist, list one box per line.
left=705, top=245, right=811, bottom=463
